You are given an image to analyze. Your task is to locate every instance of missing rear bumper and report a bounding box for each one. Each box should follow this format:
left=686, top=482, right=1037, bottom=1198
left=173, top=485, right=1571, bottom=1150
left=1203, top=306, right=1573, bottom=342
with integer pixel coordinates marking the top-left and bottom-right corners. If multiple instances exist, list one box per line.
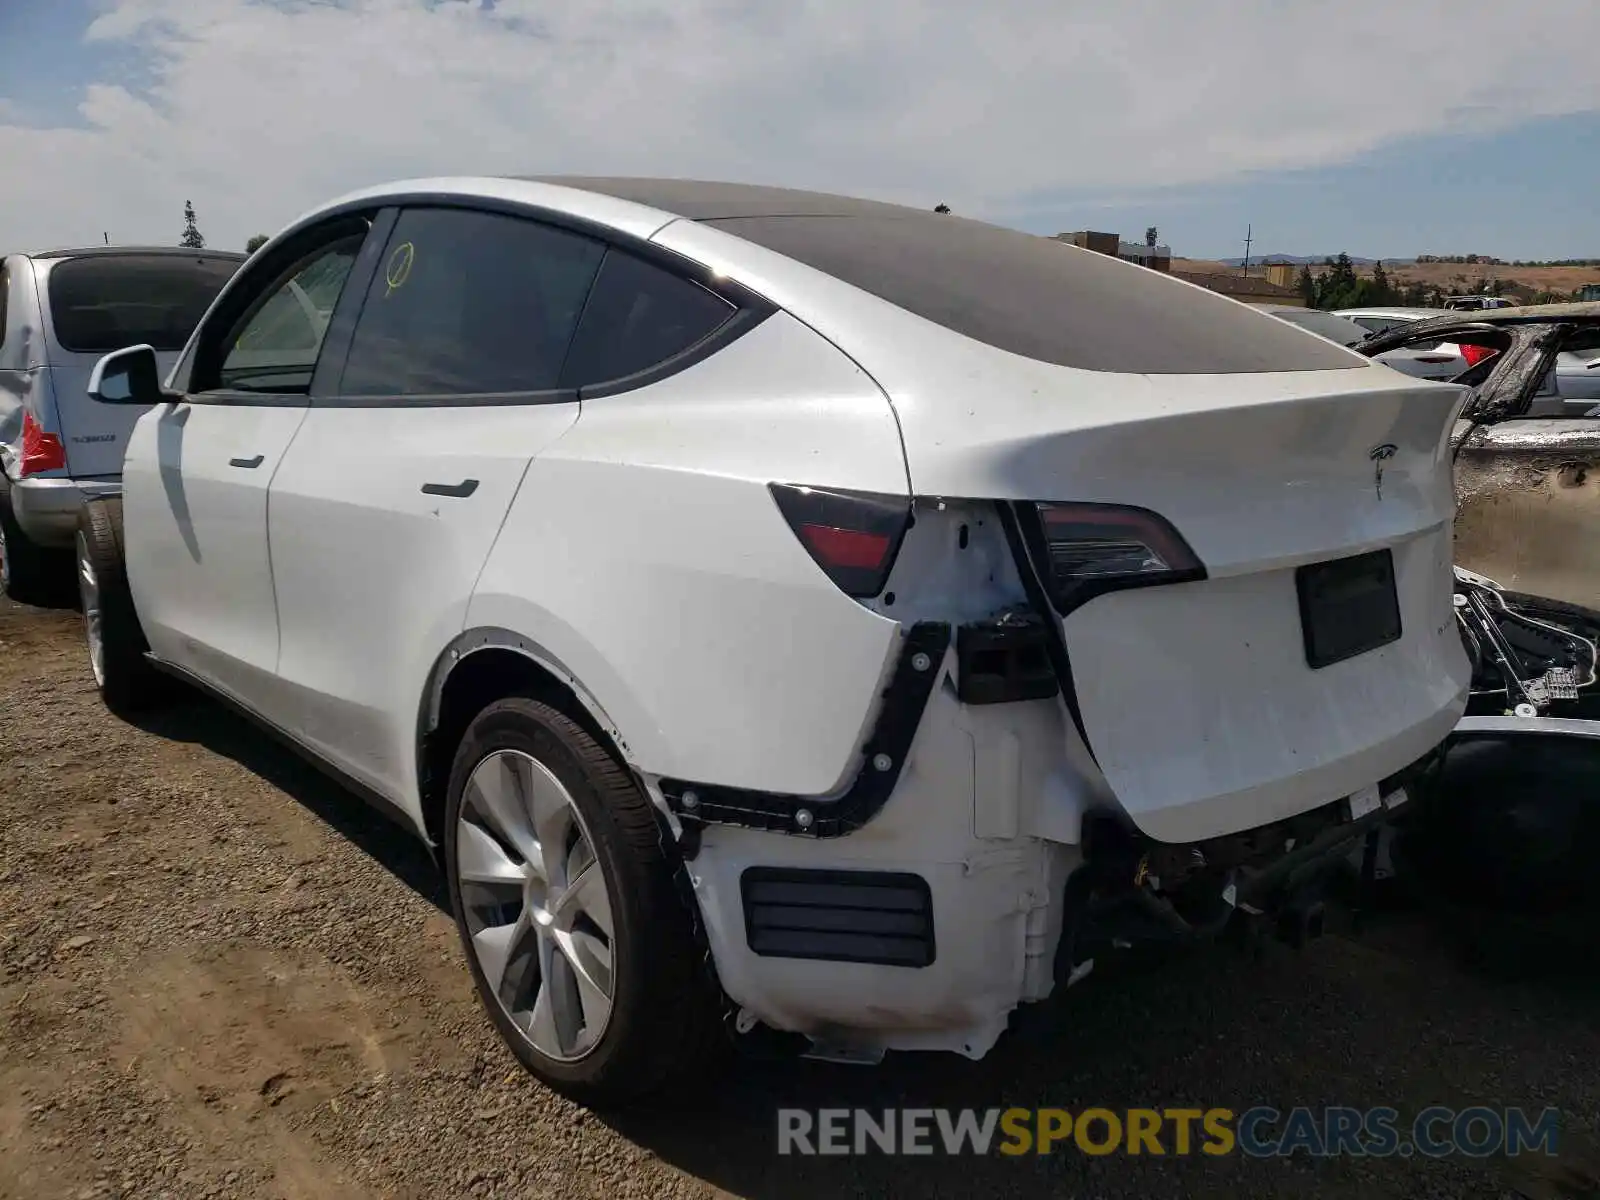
left=1056, top=755, right=1437, bottom=979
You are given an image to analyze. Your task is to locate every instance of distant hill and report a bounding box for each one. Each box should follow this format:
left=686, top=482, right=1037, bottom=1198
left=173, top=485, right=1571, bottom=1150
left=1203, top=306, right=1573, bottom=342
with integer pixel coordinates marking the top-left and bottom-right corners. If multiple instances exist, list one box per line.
left=1216, top=254, right=1407, bottom=267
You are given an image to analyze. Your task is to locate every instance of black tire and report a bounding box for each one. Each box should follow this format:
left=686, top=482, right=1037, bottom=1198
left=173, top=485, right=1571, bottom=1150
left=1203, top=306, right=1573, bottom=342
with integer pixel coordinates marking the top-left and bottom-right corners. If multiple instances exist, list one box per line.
left=76, top=498, right=170, bottom=713
left=444, top=697, right=725, bottom=1107
left=0, top=478, right=69, bottom=606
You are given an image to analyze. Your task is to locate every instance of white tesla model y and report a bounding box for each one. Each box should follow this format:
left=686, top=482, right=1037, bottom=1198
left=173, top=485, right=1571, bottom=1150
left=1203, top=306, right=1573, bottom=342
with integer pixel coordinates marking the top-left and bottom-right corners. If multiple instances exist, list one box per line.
left=75, top=177, right=1471, bottom=1105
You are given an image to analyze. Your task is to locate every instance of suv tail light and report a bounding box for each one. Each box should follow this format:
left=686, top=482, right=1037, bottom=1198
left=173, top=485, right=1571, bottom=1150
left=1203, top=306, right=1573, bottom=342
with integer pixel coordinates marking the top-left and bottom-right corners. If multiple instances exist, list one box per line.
left=19, top=411, right=65, bottom=476
left=1459, top=342, right=1498, bottom=368
left=769, top=483, right=911, bottom=598
left=1029, top=502, right=1204, bottom=614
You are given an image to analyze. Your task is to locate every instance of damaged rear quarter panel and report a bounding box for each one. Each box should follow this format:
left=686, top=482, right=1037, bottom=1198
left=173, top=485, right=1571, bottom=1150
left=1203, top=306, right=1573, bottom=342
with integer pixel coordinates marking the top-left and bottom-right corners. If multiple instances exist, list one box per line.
left=1454, top=419, right=1600, bottom=605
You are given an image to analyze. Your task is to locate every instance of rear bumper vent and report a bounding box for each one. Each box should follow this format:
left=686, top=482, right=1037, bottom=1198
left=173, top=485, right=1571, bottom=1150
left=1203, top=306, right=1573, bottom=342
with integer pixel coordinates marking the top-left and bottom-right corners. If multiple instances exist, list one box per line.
left=740, top=867, right=936, bottom=968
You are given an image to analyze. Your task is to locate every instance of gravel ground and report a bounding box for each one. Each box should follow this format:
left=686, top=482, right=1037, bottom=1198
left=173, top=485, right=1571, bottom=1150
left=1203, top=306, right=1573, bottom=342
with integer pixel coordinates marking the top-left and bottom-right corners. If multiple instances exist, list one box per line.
left=1, top=593, right=1598, bottom=1199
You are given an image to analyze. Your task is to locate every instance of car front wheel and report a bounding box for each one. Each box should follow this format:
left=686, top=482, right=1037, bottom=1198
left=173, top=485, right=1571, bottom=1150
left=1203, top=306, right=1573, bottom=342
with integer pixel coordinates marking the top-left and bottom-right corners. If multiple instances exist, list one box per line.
left=444, top=697, right=724, bottom=1107
left=76, top=499, right=169, bottom=713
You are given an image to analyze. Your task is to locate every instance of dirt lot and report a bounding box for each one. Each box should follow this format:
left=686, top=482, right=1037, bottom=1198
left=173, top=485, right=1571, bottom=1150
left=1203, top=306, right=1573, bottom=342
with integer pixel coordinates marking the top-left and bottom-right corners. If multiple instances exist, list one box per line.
left=1, top=595, right=1598, bottom=1200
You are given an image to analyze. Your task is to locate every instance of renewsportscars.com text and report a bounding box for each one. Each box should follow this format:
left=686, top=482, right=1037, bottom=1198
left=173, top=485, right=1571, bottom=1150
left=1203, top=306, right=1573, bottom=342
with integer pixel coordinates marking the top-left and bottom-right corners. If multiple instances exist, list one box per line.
left=776, top=1106, right=1561, bottom=1159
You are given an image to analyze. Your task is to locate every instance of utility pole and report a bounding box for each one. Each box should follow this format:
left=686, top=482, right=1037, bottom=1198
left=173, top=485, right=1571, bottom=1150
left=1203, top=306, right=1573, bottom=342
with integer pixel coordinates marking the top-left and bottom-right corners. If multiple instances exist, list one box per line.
left=103, top=232, right=109, bottom=245
left=1241, top=224, right=1253, bottom=276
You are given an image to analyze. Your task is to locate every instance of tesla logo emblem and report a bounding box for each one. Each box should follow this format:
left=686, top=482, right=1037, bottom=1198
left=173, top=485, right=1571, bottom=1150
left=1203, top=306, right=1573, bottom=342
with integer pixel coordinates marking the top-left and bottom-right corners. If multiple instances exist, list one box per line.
left=1370, top=443, right=1397, bottom=500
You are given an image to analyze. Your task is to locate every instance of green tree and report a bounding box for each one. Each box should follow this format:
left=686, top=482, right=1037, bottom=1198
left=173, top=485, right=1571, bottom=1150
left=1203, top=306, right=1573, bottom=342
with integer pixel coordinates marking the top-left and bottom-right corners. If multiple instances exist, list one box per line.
left=1312, top=253, right=1361, bottom=310
left=245, top=234, right=270, bottom=253
left=181, top=200, right=205, bottom=249
left=1370, top=261, right=1392, bottom=304
left=1296, top=264, right=1316, bottom=307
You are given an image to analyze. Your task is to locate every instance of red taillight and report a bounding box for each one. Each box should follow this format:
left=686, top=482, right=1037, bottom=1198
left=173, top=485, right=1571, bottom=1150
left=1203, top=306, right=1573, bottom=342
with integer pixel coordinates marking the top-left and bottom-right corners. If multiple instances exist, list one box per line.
left=19, top=411, right=65, bottom=476
left=1460, top=342, right=1498, bottom=368
left=769, top=483, right=911, bottom=598
left=1030, top=502, right=1205, bottom=614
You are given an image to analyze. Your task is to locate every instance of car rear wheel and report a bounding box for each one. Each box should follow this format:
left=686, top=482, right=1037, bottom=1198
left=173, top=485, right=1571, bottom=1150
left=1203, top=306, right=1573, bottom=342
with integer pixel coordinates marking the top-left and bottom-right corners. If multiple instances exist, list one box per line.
left=0, top=480, right=68, bottom=606
left=444, top=697, right=724, bottom=1107
left=76, top=499, right=169, bottom=713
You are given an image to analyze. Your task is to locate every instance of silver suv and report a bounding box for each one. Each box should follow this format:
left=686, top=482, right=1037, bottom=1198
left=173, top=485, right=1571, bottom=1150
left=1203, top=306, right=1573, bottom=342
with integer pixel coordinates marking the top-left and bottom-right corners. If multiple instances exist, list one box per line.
left=0, top=247, right=242, bottom=601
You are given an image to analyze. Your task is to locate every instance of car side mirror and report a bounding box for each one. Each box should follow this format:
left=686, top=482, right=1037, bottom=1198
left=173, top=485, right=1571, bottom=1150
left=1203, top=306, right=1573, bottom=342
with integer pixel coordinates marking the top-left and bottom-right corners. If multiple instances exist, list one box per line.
left=87, top=344, right=169, bottom=406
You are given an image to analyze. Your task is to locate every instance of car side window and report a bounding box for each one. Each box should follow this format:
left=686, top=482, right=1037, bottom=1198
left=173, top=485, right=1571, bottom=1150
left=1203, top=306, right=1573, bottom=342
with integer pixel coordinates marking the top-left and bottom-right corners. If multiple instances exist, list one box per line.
left=559, top=250, right=734, bottom=390
left=0, top=263, right=8, bottom=352
left=213, top=236, right=364, bottom=393
left=338, top=207, right=605, bottom=397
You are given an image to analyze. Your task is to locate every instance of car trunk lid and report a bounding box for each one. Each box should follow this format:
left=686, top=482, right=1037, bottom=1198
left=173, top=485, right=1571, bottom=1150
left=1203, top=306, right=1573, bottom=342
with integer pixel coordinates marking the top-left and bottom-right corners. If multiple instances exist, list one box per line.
left=898, top=362, right=1473, bottom=842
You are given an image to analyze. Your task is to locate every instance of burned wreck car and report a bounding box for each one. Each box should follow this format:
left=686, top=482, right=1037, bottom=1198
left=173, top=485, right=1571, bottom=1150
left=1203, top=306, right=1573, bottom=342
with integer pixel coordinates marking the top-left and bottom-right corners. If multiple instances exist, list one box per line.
left=1356, top=306, right=1600, bottom=909
left=1355, top=302, right=1600, bottom=728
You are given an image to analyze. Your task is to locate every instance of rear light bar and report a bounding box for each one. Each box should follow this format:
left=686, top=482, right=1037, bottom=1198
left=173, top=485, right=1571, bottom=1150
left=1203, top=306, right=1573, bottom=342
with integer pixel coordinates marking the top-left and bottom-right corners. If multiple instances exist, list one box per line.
left=769, top=483, right=910, bottom=598
left=1025, top=501, right=1205, bottom=615
left=19, top=411, right=65, bottom=476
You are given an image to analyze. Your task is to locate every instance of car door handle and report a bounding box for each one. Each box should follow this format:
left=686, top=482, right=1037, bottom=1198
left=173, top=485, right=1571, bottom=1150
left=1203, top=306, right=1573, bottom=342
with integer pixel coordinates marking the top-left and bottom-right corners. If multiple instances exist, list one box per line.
left=421, top=479, right=479, bottom=498
left=229, top=455, right=265, bottom=469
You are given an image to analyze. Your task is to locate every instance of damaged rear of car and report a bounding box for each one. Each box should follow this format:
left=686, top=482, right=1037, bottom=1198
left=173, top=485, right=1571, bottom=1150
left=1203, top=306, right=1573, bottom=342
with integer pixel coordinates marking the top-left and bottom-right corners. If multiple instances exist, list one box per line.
left=633, top=199, right=1474, bottom=1067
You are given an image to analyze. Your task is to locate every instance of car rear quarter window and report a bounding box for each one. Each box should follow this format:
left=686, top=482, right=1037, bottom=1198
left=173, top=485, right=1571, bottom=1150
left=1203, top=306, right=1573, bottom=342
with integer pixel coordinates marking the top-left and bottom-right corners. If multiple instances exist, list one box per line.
left=559, top=250, right=734, bottom=389
left=705, top=214, right=1363, bottom=374
left=339, top=208, right=604, bottom=397
left=46, top=253, right=238, bottom=354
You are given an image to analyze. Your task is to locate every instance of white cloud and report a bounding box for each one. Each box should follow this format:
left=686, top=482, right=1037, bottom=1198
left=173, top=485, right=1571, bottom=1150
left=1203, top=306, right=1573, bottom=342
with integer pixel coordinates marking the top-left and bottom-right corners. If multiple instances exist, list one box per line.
left=3, top=0, right=1599, bottom=250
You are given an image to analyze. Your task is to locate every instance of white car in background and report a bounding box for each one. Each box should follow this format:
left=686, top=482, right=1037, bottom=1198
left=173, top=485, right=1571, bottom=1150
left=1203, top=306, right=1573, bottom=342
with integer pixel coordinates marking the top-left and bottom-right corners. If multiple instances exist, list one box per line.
left=75, top=177, right=1470, bottom=1106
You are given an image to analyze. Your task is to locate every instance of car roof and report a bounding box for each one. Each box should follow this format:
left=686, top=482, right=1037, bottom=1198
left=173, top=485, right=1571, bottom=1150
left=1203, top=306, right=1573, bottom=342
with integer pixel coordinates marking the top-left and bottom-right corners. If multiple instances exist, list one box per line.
left=515, top=176, right=917, bottom=221
left=291, top=174, right=1366, bottom=376
left=24, top=246, right=248, bottom=261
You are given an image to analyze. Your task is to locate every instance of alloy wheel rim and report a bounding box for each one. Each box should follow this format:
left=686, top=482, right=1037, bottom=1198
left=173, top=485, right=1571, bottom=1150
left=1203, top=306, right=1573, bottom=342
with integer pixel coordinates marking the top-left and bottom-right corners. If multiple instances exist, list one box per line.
left=77, top=536, right=104, bottom=687
left=0, top=519, right=10, bottom=590
left=455, top=748, right=616, bottom=1063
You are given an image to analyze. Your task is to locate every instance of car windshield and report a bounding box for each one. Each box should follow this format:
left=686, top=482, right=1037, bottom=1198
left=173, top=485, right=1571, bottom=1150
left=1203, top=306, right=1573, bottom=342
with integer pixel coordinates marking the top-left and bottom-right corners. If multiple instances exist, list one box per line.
left=47, top=253, right=239, bottom=353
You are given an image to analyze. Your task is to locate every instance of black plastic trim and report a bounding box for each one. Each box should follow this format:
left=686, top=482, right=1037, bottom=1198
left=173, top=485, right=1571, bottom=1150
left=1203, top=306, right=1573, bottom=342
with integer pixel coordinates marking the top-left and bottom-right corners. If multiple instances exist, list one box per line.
left=659, top=621, right=950, bottom=837
left=741, top=867, right=935, bottom=967
left=183, top=391, right=312, bottom=409
left=956, top=611, right=1058, bottom=705
left=996, top=501, right=1098, bottom=763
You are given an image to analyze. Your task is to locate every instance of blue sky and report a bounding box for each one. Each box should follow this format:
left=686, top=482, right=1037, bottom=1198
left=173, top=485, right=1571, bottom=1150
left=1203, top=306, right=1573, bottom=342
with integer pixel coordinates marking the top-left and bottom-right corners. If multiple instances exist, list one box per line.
left=1012, top=112, right=1600, bottom=263
left=3, top=0, right=1599, bottom=259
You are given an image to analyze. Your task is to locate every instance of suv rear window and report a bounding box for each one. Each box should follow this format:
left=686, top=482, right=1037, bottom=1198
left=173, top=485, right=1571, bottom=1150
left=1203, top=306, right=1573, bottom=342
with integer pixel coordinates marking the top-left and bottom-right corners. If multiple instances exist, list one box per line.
left=47, top=253, right=238, bottom=353
left=704, top=214, right=1362, bottom=374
